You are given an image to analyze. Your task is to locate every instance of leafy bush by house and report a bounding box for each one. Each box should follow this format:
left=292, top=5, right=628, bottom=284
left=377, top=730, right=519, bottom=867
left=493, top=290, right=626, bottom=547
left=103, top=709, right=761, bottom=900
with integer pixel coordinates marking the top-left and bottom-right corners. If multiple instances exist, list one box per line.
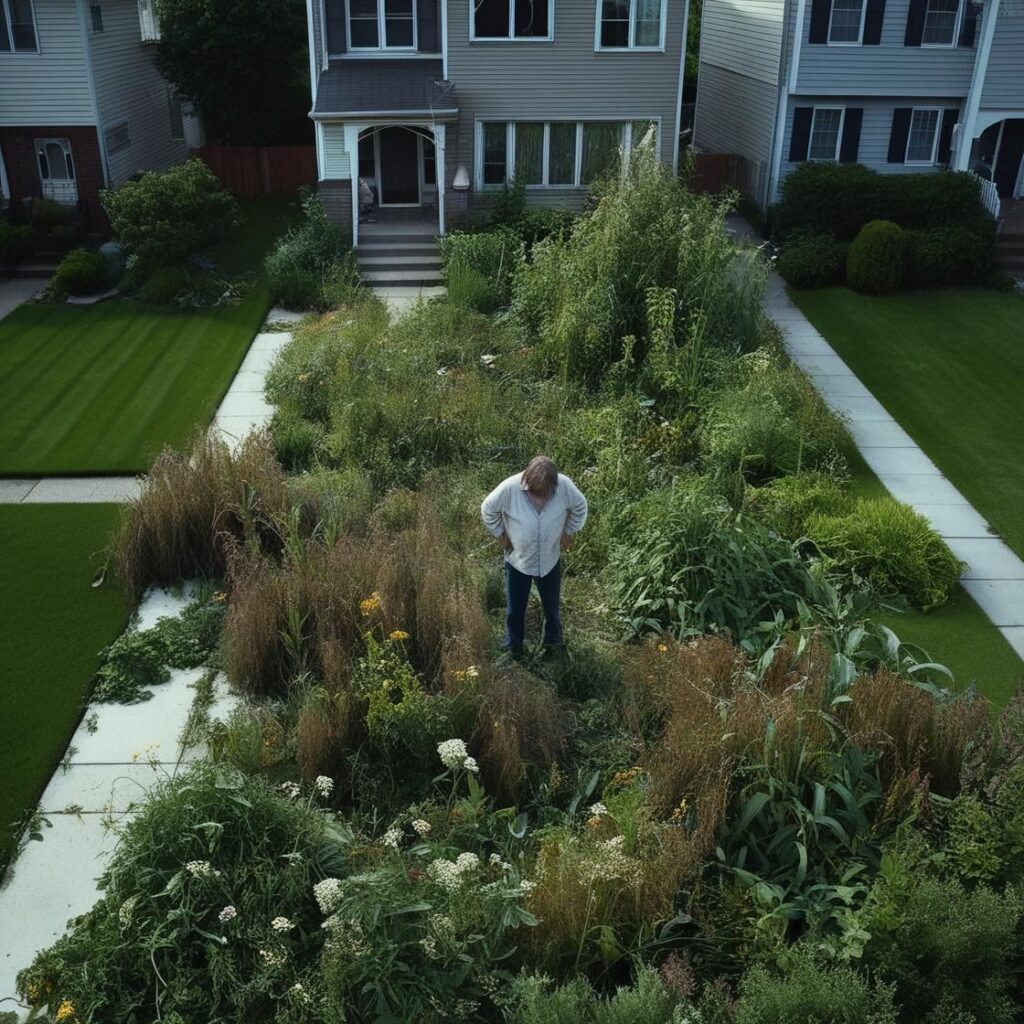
left=806, top=498, right=964, bottom=609
left=0, top=218, right=32, bottom=264
left=846, top=220, right=906, bottom=295
left=439, top=228, right=524, bottom=308
left=904, top=220, right=998, bottom=287
left=744, top=470, right=848, bottom=537
left=101, top=159, right=241, bottom=270
left=31, top=197, right=76, bottom=232
left=777, top=231, right=847, bottom=289
left=52, top=248, right=108, bottom=296
left=446, top=262, right=499, bottom=313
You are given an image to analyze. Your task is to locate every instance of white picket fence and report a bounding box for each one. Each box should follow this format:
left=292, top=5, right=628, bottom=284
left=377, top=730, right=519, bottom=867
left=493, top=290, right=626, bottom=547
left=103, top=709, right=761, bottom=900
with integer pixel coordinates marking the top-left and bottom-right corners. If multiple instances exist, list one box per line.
left=971, top=172, right=1001, bottom=219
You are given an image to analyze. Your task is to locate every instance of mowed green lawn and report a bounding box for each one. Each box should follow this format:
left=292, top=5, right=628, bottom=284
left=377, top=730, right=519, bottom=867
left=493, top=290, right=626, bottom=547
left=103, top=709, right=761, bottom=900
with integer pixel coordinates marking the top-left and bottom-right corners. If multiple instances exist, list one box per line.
left=791, top=287, right=1024, bottom=560
left=0, top=284, right=268, bottom=475
left=0, top=505, right=127, bottom=872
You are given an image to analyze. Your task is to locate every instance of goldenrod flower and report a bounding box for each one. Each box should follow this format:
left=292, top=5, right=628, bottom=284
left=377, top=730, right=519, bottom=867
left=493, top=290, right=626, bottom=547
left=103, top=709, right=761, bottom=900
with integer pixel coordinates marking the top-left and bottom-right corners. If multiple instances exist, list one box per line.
left=359, top=592, right=382, bottom=616
left=55, top=1000, right=77, bottom=1023
left=657, top=642, right=668, bottom=653
left=389, top=629, right=410, bottom=641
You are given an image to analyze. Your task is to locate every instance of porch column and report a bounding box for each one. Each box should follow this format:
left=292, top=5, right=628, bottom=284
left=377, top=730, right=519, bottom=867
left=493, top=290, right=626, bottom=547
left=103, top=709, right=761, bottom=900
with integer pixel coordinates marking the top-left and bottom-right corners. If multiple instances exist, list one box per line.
left=434, top=124, right=446, bottom=236
left=343, top=123, right=363, bottom=247
left=955, top=0, right=1001, bottom=171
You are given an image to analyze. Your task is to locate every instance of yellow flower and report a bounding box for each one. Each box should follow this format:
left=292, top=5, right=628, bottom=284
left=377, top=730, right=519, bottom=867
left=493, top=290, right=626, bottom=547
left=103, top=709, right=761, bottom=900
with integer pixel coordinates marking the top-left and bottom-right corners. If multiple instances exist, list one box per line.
left=55, top=1000, right=77, bottom=1023
left=212, top=591, right=228, bottom=603
left=297, top=372, right=310, bottom=383
left=359, top=592, right=382, bottom=616
left=389, top=630, right=410, bottom=641
left=657, top=643, right=668, bottom=653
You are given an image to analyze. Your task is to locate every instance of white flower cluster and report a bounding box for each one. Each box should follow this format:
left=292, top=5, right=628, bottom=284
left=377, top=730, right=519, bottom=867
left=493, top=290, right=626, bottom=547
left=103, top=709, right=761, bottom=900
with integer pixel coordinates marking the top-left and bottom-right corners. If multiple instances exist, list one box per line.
left=603, top=835, right=625, bottom=851
left=464, top=756, right=479, bottom=774
left=489, top=852, right=511, bottom=871
left=185, top=860, right=220, bottom=879
left=412, top=819, right=432, bottom=837
left=437, top=738, right=469, bottom=770
left=518, top=879, right=537, bottom=896
left=589, top=802, right=608, bottom=818
left=382, top=827, right=403, bottom=850
left=118, top=894, right=139, bottom=928
left=278, top=781, right=301, bottom=800
left=218, top=904, right=238, bottom=923
left=259, top=947, right=288, bottom=968
left=428, top=851, right=480, bottom=892
left=315, top=775, right=334, bottom=798
left=271, top=916, right=294, bottom=932
left=289, top=982, right=310, bottom=1004
left=313, top=877, right=343, bottom=915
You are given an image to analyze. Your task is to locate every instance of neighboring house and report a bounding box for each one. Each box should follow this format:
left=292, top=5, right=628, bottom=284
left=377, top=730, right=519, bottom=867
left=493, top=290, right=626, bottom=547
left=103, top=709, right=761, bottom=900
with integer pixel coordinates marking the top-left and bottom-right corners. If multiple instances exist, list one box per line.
left=692, top=0, right=1024, bottom=212
left=305, top=0, right=689, bottom=243
left=0, top=0, right=202, bottom=231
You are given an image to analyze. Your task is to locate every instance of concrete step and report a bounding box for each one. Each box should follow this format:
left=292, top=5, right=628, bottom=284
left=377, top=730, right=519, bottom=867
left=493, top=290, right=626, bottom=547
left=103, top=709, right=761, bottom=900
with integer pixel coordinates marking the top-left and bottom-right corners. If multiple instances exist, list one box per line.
left=358, top=255, right=442, bottom=268
left=362, top=268, right=444, bottom=286
left=357, top=241, right=439, bottom=254
left=10, top=262, right=58, bottom=280
left=359, top=230, right=439, bottom=245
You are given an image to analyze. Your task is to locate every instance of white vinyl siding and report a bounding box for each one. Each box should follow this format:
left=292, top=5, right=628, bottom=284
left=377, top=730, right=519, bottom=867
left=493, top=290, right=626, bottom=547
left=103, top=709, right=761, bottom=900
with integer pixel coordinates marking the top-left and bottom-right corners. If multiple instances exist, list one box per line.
left=0, top=0, right=39, bottom=50
left=980, top=6, right=1024, bottom=109
left=0, top=0, right=93, bottom=124
left=90, top=0, right=192, bottom=185
left=322, top=122, right=352, bottom=179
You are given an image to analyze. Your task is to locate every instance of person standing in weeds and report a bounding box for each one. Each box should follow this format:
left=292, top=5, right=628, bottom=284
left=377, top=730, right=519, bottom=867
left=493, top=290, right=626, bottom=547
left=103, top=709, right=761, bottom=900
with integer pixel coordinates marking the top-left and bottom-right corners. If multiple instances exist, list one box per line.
left=481, top=455, right=588, bottom=660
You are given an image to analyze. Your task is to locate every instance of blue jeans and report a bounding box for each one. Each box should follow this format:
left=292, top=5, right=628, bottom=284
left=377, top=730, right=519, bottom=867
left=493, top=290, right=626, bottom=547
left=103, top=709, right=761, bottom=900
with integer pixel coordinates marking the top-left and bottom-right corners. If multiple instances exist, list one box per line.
left=504, top=560, right=563, bottom=650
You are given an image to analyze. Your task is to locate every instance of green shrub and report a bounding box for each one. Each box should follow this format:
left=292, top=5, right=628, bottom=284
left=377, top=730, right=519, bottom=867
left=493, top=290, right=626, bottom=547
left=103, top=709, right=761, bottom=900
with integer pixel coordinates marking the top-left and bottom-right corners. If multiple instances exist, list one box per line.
left=508, top=207, right=578, bottom=247
left=446, top=261, right=498, bottom=312
left=847, top=220, right=905, bottom=294
left=31, top=197, right=74, bottom=232
left=806, top=498, right=963, bottom=609
left=287, top=467, right=373, bottom=536
left=778, top=163, right=890, bottom=241
left=137, top=265, right=189, bottom=305
left=101, top=159, right=241, bottom=270
left=271, top=411, right=322, bottom=471
left=777, top=232, right=846, bottom=289
left=861, top=857, right=1023, bottom=1024
left=736, top=957, right=898, bottom=1024
left=904, top=220, right=997, bottom=287
left=52, top=248, right=108, bottom=296
left=266, top=262, right=321, bottom=310
left=0, top=219, right=33, bottom=263
left=745, top=470, right=848, bottom=537
left=439, top=227, right=524, bottom=307
left=17, top=763, right=340, bottom=1024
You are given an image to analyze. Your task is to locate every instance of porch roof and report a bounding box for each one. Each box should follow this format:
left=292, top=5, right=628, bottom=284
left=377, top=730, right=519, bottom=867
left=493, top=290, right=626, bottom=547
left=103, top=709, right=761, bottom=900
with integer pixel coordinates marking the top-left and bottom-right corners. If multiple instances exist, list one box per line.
left=312, top=59, right=457, bottom=120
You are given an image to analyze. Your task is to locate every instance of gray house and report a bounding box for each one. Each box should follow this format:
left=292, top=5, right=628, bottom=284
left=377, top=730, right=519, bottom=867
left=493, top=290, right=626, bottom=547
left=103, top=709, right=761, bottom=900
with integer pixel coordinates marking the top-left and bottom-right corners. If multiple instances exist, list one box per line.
left=692, top=0, right=1024, bottom=213
left=0, top=0, right=201, bottom=230
left=306, top=0, right=689, bottom=248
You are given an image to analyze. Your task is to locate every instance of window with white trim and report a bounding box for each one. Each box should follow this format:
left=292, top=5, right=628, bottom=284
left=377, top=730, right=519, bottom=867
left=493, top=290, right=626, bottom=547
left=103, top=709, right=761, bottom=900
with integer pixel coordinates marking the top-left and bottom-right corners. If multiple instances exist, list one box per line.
left=168, top=90, right=185, bottom=141
left=906, top=107, right=941, bottom=162
left=472, top=0, right=552, bottom=40
left=349, top=0, right=415, bottom=48
left=808, top=107, right=844, bottom=161
left=828, top=0, right=864, bottom=42
left=922, top=0, right=960, bottom=44
left=598, top=0, right=663, bottom=49
left=105, top=121, right=131, bottom=154
left=137, top=0, right=160, bottom=40
left=478, top=119, right=657, bottom=188
left=0, top=0, right=37, bottom=51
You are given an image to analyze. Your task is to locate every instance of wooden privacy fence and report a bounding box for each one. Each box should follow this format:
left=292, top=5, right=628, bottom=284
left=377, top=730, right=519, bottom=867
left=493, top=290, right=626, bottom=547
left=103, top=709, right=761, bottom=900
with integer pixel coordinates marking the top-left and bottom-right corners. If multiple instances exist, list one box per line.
left=193, top=145, right=317, bottom=196
left=690, top=152, right=767, bottom=206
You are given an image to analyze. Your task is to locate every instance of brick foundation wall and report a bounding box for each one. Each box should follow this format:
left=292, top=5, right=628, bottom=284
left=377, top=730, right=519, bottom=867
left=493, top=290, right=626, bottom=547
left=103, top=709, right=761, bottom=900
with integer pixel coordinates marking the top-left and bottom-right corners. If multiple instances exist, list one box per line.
left=0, top=126, right=107, bottom=234
left=319, top=179, right=353, bottom=245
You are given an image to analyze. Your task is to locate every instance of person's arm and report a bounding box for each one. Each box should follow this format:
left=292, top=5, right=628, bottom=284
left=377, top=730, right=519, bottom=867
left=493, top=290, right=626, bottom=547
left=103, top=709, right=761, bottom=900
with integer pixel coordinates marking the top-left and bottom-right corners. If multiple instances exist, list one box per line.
left=563, top=478, right=589, bottom=536
left=481, top=478, right=513, bottom=549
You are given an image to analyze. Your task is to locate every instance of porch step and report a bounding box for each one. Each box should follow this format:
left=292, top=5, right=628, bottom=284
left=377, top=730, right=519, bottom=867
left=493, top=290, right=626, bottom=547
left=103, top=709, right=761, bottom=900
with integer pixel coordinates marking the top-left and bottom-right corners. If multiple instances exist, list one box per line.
left=356, top=241, right=440, bottom=254
left=10, top=261, right=59, bottom=280
left=358, top=255, right=442, bottom=268
left=360, top=268, right=444, bottom=286
left=358, top=231, right=439, bottom=246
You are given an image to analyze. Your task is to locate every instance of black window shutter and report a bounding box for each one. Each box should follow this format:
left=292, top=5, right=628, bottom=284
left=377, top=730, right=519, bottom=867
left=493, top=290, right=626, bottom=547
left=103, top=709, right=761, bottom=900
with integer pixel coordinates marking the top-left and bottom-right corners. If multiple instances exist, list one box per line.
left=937, top=107, right=959, bottom=163
left=790, top=107, right=814, bottom=162
left=888, top=108, right=912, bottom=162
left=417, top=0, right=439, bottom=51
left=904, top=0, right=926, bottom=44
left=840, top=108, right=863, bottom=162
left=809, top=0, right=832, bottom=42
left=863, top=0, right=886, bottom=43
left=958, top=2, right=978, bottom=45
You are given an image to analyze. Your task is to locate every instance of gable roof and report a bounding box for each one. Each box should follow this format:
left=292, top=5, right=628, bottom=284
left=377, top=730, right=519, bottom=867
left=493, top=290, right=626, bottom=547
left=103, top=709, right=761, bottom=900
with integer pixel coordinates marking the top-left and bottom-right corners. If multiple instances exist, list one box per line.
left=312, top=59, right=458, bottom=118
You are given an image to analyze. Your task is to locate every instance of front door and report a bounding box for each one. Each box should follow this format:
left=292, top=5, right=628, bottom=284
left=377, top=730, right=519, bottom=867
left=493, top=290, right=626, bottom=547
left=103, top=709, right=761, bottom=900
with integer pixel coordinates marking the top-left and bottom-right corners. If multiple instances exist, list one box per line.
left=993, top=120, right=1024, bottom=199
left=378, top=127, right=420, bottom=205
left=35, top=138, right=78, bottom=204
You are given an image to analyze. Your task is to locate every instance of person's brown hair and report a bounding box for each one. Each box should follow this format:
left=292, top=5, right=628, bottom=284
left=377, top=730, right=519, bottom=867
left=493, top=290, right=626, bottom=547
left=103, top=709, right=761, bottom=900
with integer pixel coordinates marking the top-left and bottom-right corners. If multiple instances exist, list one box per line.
left=522, top=455, right=558, bottom=495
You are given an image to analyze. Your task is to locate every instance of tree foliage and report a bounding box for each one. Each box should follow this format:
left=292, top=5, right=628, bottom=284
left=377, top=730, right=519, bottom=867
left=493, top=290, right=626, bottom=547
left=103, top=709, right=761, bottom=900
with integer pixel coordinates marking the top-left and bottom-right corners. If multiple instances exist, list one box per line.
left=154, top=0, right=310, bottom=144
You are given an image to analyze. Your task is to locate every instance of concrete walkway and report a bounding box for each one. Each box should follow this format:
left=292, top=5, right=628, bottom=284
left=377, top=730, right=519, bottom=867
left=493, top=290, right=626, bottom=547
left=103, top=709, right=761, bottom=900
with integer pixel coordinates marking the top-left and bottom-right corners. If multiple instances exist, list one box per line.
left=0, top=278, right=44, bottom=323
left=762, top=271, right=1024, bottom=662
left=0, top=589, right=237, bottom=1018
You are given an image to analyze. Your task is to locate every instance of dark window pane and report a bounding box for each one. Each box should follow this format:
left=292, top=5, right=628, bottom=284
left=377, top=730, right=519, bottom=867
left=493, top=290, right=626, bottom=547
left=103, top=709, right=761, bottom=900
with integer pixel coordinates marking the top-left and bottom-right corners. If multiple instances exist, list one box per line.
left=600, top=0, right=628, bottom=45
left=514, top=0, right=547, bottom=35
left=548, top=122, right=576, bottom=184
left=350, top=0, right=376, bottom=14
left=423, top=138, right=436, bottom=185
left=0, top=12, right=11, bottom=50
left=10, top=0, right=36, bottom=48
left=386, top=0, right=413, bottom=12
left=631, top=119, right=657, bottom=152
left=37, top=148, right=48, bottom=178
left=514, top=123, right=543, bottom=184
left=474, top=0, right=509, bottom=37
left=581, top=122, right=622, bottom=184
left=482, top=122, right=507, bottom=184
left=358, top=134, right=376, bottom=178
left=349, top=17, right=379, bottom=45
left=90, top=4, right=103, bottom=30
left=385, top=16, right=413, bottom=44
left=635, top=0, right=660, bottom=44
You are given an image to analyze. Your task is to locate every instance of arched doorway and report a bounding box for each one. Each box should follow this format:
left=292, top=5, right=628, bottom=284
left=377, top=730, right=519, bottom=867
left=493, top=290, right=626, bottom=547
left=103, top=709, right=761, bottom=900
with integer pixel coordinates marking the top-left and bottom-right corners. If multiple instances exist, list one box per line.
left=358, top=125, right=437, bottom=209
left=974, top=119, right=1024, bottom=200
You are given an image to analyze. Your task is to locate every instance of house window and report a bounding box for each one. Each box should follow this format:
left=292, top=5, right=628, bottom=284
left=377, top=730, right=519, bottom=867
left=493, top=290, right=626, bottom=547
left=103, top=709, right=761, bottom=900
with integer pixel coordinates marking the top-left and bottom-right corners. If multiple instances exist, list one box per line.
left=828, top=0, right=864, bottom=42
left=137, top=0, right=160, bottom=40
left=905, top=108, right=941, bottom=162
left=168, top=90, right=185, bottom=141
left=0, top=0, right=38, bottom=51
left=479, top=119, right=656, bottom=188
left=350, top=0, right=415, bottom=48
left=90, top=4, right=103, bottom=31
left=472, top=0, right=552, bottom=40
left=105, top=121, right=131, bottom=154
left=358, top=134, right=376, bottom=178
left=597, top=0, right=663, bottom=49
left=36, top=138, right=77, bottom=202
left=922, top=0, right=960, bottom=44
left=808, top=107, right=845, bottom=160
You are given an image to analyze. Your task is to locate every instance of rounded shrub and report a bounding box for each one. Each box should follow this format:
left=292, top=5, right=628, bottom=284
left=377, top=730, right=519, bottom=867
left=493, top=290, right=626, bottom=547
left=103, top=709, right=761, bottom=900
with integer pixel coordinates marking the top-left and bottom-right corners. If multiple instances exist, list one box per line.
left=846, top=220, right=906, bottom=294
left=137, top=265, right=189, bottom=305
left=52, top=248, right=109, bottom=296
left=806, top=497, right=964, bottom=609
left=745, top=470, right=848, bottom=537
left=271, top=410, right=322, bottom=471
left=777, top=232, right=846, bottom=289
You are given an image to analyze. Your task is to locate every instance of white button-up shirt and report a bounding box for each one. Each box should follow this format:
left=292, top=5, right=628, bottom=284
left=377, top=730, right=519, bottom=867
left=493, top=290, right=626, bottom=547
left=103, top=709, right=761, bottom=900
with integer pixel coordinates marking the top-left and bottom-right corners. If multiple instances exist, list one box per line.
left=480, top=472, right=589, bottom=578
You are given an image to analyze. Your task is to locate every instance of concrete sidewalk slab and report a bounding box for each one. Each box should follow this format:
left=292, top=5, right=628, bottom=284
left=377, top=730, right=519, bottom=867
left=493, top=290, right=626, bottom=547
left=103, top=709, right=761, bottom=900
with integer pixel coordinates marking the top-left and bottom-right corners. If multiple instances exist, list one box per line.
left=914, top=503, right=995, bottom=538
left=962, top=579, right=1024, bottom=627
left=40, top=762, right=167, bottom=815
left=861, top=446, right=944, bottom=476
left=848, top=419, right=917, bottom=448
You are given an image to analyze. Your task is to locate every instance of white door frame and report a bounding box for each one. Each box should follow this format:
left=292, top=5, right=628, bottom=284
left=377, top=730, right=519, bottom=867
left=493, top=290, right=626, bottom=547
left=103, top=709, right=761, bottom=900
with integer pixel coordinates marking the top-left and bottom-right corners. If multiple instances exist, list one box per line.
left=374, top=126, right=422, bottom=207
left=0, top=142, right=9, bottom=200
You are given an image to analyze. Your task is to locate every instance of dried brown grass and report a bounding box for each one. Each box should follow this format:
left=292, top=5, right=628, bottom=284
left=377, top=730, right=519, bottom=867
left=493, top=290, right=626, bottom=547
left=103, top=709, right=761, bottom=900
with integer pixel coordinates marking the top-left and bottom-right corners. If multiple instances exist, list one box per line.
left=296, top=685, right=362, bottom=786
